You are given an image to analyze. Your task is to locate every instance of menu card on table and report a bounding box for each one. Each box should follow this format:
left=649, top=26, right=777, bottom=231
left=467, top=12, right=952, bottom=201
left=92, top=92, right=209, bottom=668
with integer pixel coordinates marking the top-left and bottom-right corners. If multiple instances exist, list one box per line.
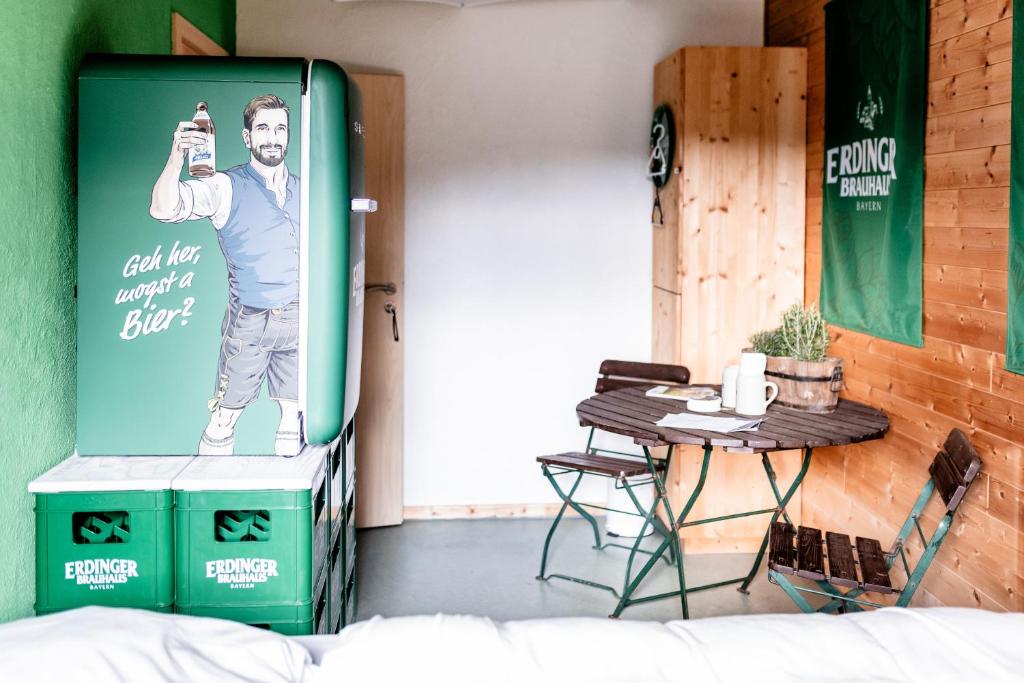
left=655, top=412, right=762, bottom=433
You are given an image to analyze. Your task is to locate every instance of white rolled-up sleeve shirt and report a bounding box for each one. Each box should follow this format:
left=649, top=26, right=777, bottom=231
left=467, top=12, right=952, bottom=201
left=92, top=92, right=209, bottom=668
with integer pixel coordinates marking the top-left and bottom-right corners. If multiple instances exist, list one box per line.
left=161, top=173, right=233, bottom=230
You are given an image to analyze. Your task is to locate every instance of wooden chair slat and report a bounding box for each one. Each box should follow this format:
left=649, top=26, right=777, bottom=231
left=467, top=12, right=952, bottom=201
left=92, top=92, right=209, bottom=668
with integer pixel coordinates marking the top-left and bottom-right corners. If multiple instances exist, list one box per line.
left=597, top=360, right=690, bottom=389
left=855, top=537, right=893, bottom=594
left=941, top=428, right=982, bottom=487
left=537, top=452, right=662, bottom=478
left=595, top=378, right=661, bottom=394
left=768, top=522, right=797, bottom=574
left=825, top=531, right=859, bottom=588
left=795, top=526, right=825, bottom=580
left=930, top=450, right=969, bottom=512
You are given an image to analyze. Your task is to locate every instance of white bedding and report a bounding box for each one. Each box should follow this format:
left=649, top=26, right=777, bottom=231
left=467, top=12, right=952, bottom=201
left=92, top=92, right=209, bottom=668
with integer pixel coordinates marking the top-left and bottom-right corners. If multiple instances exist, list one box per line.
left=2, top=606, right=1022, bottom=682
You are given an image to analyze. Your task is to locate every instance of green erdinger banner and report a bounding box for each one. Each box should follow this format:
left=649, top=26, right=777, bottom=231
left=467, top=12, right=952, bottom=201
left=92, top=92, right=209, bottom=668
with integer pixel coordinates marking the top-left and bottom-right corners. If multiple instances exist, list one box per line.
left=1008, top=0, right=1024, bottom=374
left=820, top=0, right=926, bottom=347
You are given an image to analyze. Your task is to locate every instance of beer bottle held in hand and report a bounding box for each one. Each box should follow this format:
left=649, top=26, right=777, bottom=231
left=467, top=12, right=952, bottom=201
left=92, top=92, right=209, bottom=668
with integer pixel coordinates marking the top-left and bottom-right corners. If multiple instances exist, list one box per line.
left=188, top=101, right=216, bottom=178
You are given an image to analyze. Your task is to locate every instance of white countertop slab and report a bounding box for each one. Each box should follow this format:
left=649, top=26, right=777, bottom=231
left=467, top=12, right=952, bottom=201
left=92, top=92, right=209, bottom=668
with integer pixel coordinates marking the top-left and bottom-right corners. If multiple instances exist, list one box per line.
left=171, top=444, right=328, bottom=491
left=28, top=456, right=195, bottom=493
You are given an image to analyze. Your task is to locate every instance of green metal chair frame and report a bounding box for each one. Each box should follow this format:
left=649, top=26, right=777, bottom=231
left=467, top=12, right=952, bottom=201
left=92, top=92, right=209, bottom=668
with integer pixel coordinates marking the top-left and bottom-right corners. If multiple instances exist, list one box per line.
left=767, top=428, right=982, bottom=613
left=536, top=360, right=690, bottom=603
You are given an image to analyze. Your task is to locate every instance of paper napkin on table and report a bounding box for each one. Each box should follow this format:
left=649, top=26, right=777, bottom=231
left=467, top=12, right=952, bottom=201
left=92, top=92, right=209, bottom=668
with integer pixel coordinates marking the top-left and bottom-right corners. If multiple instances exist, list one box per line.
left=655, top=412, right=762, bottom=432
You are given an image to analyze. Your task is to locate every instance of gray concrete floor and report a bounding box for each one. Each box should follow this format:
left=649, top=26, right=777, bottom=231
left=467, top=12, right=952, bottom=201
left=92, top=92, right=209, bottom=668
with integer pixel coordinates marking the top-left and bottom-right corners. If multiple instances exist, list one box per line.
left=354, top=517, right=801, bottom=622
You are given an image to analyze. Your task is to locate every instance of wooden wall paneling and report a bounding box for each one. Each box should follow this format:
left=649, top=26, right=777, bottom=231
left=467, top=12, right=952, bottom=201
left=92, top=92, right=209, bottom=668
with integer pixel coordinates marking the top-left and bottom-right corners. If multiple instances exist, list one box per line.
left=928, top=61, right=1012, bottom=117
left=928, top=17, right=1013, bottom=81
left=924, top=188, right=1010, bottom=227
left=926, top=103, right=1013, bottom=154
left=767, top=0, right=1022, bottom=611
left=924, top=227, right=1007, bottom=270
left=924, top=145, right=1011, bottom=190
left=924, top=263, right=1007, bottom=312
left=931, top=0, right=1012, bottom=44
left=352, top=73, right=406, bottom=529
left=923, top=300, right=1006, bottom=353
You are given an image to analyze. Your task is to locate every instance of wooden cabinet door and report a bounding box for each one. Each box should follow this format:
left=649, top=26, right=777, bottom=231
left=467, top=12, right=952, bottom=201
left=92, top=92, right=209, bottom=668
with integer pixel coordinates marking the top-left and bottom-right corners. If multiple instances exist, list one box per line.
left=352, top=73, right=405, bottom=528
left=652, top=47, right=807, bottom=552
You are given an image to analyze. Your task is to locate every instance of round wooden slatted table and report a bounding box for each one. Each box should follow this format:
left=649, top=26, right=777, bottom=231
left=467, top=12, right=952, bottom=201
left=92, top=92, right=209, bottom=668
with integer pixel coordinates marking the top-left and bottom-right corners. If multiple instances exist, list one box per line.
left=573, top=385, right=889, bottom=618
left=576, top=385, right=888, bottom=452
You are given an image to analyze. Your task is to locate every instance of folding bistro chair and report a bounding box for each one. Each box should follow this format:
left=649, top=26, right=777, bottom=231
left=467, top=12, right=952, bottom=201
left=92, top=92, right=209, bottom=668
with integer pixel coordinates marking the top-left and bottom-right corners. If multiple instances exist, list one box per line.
left=767, top=428, right=981, bottom=613
left=535, top=360, right=690, bottom=599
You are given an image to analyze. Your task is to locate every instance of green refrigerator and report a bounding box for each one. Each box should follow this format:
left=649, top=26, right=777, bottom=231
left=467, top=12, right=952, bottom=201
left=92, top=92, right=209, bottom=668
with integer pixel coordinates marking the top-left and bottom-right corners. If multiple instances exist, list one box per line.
left=76, top=56, right=369, bottom=456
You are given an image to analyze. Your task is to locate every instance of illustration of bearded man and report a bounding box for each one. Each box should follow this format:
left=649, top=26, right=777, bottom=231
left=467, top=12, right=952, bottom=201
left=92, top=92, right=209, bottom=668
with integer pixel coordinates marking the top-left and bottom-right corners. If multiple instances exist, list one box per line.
left=149, top=94, right=301, bottom=456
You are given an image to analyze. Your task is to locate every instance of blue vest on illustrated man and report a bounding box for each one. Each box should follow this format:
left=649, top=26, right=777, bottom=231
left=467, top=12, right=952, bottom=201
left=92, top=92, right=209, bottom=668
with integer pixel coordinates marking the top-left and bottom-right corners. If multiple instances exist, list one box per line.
left=218, top=163, right=301, bottom=310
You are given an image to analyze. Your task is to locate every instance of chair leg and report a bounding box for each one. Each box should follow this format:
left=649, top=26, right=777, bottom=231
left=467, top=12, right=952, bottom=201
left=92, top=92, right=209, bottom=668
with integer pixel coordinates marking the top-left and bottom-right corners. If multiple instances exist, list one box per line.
left=740, top=448, right=812, bottom=594
left=769, top=570, right=817, bottom=614
left=817, top=582, right=865, bottom=613
left=537, top=466, right=586, bottom=579
left=897, top=515, right=951, bottom=607
left=542, top=464, right=602, bottom=548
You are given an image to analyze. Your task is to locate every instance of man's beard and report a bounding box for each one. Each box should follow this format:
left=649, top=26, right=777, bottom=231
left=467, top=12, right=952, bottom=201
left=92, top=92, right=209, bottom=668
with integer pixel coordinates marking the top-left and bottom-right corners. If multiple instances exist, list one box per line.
left=252, top=143, right=286, bottom=167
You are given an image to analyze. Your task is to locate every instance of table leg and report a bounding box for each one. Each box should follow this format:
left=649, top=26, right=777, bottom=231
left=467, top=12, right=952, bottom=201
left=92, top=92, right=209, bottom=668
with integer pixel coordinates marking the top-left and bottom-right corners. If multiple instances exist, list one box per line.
left=738, top=447, right=813, bottom=593
left=619, top=479, right=664, bottom=595
left=611, top=444, right=712, bottom=619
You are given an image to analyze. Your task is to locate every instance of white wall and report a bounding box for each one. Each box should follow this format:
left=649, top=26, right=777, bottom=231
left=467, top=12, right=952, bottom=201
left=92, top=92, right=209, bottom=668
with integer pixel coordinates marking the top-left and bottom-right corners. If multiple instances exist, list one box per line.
left=238, top=0, right=763, bottom=508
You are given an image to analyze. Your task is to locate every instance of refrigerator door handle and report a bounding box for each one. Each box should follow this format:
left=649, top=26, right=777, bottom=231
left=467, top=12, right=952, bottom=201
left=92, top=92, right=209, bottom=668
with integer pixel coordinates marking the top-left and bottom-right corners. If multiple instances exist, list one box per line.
left=351, top=197, right=378, bottom=213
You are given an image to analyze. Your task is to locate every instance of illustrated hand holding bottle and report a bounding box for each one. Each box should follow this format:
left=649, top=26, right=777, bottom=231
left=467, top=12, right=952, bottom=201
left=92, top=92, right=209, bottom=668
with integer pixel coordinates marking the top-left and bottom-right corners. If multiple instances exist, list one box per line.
left=735, top=351, right=779, bottom=416
left=164, top=103, right=216, bottom=171
left=151, top=103, right=217, bottom=221
left=171, top=120, right=208, bottom=160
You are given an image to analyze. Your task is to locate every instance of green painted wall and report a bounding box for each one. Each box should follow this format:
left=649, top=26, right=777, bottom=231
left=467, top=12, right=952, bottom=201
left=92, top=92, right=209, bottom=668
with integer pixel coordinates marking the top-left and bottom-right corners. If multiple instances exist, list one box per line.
left=0, top=0, right=235, bottom=622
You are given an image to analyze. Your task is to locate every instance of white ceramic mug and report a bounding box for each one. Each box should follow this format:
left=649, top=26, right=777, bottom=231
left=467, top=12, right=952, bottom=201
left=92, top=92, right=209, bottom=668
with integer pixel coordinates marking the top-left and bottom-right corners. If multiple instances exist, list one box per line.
left=735, top=374, right=779, bottom=416
left=739, top=351, right=768, bottom=376
left=721, top=365, right=740, bottom=408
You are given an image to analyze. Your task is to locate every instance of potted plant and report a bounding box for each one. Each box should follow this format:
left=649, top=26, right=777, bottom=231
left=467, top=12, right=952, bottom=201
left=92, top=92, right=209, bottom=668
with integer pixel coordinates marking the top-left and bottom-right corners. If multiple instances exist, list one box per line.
left=749, top=304, right=844, bottom=413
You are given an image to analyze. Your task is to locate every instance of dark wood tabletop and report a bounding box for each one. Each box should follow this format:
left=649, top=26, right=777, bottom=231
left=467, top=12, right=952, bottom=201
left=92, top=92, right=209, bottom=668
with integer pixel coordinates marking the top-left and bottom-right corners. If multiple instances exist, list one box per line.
left=576, top=385, right=888, bottom=452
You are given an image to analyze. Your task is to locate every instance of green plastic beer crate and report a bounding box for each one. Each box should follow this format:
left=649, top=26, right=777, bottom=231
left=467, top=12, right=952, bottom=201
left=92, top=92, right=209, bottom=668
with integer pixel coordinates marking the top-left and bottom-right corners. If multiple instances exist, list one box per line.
left=30, top=456, right=193, bottom=615
left=180, top=557, right=329, bottom=638
left=329, top=529, right=342, bottom=632
left=172, top=445, right=330, bottom=634
left=180, top=561, right=330, bottom=636
left=329, top=422, right=355, bottom=547
left=343, top=561, right=357, bottom=628
left=330, top=488, right=357, bottom=632
left=328, top=437, right=343, bottom=543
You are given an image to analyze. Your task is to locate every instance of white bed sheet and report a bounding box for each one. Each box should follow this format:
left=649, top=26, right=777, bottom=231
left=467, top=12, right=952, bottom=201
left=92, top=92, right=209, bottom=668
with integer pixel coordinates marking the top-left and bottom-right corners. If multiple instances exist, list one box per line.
left=304, top=608, right=1024, bottom=683
left=0, top=606, right=313, bottom=682
left=2, top=606, right=1022, bottom=682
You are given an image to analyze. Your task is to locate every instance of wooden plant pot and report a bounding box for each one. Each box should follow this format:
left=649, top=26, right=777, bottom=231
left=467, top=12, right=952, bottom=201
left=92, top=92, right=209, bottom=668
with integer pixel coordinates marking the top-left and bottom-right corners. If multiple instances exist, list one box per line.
left=765, top=356, right=845, bottom=413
